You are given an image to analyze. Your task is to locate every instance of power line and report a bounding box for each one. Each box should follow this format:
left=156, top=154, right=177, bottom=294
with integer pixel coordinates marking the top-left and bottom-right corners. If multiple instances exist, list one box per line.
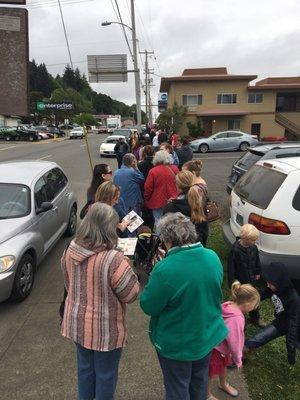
left=57, top=0, right=73, bottom=69
left=27, top=0, right=96, bottom=9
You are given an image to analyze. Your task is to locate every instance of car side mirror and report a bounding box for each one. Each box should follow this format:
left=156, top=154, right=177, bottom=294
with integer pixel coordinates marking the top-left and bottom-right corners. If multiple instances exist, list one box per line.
left=36, top=201, right=53, bottom=215
left=212, top=137, right=216, bottom=140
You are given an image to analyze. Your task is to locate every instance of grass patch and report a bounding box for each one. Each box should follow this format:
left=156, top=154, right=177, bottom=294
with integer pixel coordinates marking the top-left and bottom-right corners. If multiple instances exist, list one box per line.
left=207, top=221, right=300, bottom=400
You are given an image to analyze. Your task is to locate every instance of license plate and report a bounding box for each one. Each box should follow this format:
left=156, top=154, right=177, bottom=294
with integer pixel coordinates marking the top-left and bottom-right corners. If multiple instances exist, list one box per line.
left=236, top=213, right=243, bottom=226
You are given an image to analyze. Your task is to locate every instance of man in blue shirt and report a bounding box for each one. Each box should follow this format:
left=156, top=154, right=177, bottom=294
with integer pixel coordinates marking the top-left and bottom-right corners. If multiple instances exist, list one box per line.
left=113, top=153, right=144, bottom=216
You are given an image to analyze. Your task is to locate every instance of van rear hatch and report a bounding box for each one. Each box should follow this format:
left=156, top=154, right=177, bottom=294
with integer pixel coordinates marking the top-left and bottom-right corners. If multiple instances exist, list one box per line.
left=230, top=163, right=287, bottom=239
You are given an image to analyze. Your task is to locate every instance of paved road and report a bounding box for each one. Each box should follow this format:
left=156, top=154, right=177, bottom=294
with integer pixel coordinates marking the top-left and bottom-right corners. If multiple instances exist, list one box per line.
left=0, top=136, right=244, bottom=399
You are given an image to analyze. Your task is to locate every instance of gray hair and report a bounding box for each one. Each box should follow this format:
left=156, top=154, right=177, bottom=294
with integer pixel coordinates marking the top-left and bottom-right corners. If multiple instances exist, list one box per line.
left=123, top=153, right=136, bottom=166
left=76, top=202, right=119, bottom=249
left=153, top=150, right=172, bottom=166
left=157, top=212, right=197, bottom=247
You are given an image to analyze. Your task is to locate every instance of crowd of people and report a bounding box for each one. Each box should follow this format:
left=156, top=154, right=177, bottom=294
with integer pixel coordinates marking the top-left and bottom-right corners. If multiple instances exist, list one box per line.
left=60, top=130, right=300, bottom=400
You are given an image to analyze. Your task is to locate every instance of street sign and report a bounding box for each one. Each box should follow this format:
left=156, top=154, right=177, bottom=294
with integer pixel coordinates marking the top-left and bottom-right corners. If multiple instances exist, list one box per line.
left=36, top=102, right=73, bottom=111
left=158, top=92, right=168, bottom=112
left=87, top=54, right=128, bottom=83
left=0, top=7, right=28, bottom=116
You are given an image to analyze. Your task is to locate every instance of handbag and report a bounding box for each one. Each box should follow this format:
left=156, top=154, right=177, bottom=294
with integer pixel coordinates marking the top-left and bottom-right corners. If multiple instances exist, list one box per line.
left=79, top=200, right=92, bottom=220
left=206, top=200, right=220, bottom=222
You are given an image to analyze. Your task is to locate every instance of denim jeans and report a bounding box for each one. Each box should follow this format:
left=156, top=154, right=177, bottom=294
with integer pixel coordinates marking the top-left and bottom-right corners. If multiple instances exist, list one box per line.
left=245, top=324, right=282, bottom=349
left=76, top=343, right=122, bottom=400
left=157, top=351, right=211, bottom=400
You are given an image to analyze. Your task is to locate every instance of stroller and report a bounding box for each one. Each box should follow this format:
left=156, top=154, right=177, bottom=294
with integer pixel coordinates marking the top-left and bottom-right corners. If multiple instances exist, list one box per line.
left=133, top=232, right=164, bottom=275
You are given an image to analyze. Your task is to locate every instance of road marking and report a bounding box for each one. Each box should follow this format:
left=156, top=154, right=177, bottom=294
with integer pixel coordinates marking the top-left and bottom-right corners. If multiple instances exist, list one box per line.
left=37, top=154, right=52, bottom=160
left=0, top=145, right=17, bottom=151
left=80, top=144, right=86, bottom=148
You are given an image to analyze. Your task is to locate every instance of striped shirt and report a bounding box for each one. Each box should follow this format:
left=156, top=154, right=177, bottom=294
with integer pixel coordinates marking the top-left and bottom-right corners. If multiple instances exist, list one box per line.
left=61, top=240, right=139, bottom=351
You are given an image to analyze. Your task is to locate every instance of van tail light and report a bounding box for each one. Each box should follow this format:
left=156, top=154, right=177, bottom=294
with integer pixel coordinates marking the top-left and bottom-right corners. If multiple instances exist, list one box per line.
left=249, top=213, right=290, bottom=235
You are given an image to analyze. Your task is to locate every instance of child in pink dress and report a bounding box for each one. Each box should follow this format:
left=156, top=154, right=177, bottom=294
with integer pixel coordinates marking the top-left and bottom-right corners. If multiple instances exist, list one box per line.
left=207, top=281, right=260, bottom=400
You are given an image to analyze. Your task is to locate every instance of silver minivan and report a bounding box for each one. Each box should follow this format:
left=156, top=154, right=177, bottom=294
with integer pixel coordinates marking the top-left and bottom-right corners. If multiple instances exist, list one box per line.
left=0, top=161, right=77, bottom=302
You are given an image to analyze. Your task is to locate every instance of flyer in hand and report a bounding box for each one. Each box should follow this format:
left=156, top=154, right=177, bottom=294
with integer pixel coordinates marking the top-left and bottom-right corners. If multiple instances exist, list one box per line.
left=123, top=210, right=144, bottom=233
left=117, top=238, right=138, bottom=256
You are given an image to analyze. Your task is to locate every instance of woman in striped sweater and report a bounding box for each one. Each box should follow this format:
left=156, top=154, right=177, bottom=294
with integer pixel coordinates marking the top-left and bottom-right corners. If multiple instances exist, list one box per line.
left=61, top=202, right=140, bottom=400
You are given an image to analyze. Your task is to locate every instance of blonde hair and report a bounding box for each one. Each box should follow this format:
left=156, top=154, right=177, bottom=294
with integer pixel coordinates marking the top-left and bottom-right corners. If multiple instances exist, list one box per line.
left=95, top=181, right=120, bottom=206
left=231, top=281, right=260, bottom=309
left=175, top=170, right=206, bottom=223
left=239, top=224, right=259, bottom=240
left=183, top=160, right=203, bottom=177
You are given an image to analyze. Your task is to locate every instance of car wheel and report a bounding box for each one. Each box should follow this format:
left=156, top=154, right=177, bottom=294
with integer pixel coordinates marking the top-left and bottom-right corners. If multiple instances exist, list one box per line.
left=65, top=205, right=77, bottom=236
left=239, top=141, right=249, bottom=151
left=11, top=254, right=35, bottom=302
left=5, top=135, right=11, bottom=141
left=70, top=137, right=73, bottom=140
left=199, top=143, right=209, bottom=153
left=15, top=135, right=20, bottom=141
left=28, top=134, right=35, bottom=142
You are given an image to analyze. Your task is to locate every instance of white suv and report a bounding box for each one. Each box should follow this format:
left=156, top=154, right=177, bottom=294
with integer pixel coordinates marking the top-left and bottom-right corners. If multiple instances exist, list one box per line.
left=223, top=157, right=300, bottom=279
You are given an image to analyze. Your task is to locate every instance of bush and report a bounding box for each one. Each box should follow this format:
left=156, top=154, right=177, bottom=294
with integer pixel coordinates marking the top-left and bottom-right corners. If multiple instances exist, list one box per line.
left=186, top=120, right=204, bottom=138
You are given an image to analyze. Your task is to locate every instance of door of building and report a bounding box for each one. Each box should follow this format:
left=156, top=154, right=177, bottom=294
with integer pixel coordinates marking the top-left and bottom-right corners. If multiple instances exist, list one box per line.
left=202, top=119, right=212, bottom=136
left=251, top=123, right=261, bottom=139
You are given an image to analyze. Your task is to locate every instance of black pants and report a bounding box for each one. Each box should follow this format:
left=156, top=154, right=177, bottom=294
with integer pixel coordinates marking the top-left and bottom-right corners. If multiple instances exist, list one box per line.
left=116, top=155, right=123, bottom=169
left=245, top=324, right=282, bottom=349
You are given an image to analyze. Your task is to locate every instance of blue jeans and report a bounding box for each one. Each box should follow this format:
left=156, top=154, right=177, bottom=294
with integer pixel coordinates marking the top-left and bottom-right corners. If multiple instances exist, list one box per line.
left=157, top=352, right=211, bottom=400
left=76, top=343, right=122, bottom=400
left=245, top=324, right=282, bottom=349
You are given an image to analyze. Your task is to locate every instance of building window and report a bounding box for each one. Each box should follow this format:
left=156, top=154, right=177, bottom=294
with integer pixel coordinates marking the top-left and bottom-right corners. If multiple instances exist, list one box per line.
left=182, top=95, right=202, bottom=106
left=217, top=93, right=237, bottom=104
left=228, top=119, right=241, bottom=130
left=251, top=123, right=261, bottom=138
left=248, top=93, right=263, bottom=103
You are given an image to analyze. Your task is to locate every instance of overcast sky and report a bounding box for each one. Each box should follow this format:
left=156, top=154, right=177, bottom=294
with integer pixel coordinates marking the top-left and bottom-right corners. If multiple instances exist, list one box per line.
left=21, top=0, right=300, bottom=116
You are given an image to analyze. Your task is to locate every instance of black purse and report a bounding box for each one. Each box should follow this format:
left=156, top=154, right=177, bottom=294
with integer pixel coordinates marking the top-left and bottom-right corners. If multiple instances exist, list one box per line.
left=79, top=200, right=93, bottom=220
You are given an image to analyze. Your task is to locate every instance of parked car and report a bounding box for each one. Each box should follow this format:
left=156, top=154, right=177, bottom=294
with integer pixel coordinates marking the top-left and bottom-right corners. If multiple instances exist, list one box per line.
left=69, top=127, right=84, bottom=139
left=15, top=127, right=40, bottom=141
left=0, top=161, right=77, bottom=303
left=47, top=126, right=65, bottom=137
left=223, top=157, right=300, bottom=279
left=190, top=131, right=258, bottom=153
left=97, top=126, right=108, bottom=134
left=111, top=128, right=132, bottom=139
left=59, top=124, right=74, bottom=130
left=0, top=127, right=20, bottom=141
left=227, top=142, right=300, bottom=193
left=99, top=135, right=126, bottom=157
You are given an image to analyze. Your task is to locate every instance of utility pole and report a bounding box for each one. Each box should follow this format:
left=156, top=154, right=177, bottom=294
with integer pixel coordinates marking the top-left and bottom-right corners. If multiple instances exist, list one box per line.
left=140, top=50, right=154, bottom=124
left=130, top=0, right=142, bottom=133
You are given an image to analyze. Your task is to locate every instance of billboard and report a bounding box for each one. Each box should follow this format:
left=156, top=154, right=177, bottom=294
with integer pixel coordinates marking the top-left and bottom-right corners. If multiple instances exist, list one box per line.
left=158, top=92, right=168, bottom=112
left=0, top=7, right=28, bottom=116
left=36, top=102, right=73, bottom=111
left=87, top=54, right=128, bottom=83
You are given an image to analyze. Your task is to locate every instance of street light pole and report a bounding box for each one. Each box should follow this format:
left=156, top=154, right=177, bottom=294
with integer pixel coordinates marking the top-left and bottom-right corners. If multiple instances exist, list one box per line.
left=130, top=0, right=142, bottom=134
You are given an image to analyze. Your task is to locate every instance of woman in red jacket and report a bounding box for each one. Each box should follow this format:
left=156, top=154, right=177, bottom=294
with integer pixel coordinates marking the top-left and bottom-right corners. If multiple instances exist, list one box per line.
left=144, top=150, right=179, bottom=226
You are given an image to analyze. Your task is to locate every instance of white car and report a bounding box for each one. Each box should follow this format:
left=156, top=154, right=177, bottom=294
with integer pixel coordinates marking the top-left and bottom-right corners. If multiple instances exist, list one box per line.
left=223, top=157, right=300, bottom=279
left=69, top=127, right=84, bottom=139
left=99, top=135, right=126, bottom=157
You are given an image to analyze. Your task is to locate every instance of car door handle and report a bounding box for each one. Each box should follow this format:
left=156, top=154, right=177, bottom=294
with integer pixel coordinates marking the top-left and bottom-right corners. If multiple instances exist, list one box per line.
left=52, top=206, right=58, bottom=211
left=65, top=192, right=70, bottom=196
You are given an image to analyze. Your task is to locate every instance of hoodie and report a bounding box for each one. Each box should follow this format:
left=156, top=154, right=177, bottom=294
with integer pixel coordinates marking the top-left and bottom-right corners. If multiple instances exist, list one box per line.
left=215, top=302, right=245, bottom=368
left=163, top=195, right=209, bottom=245
left=61, top=240, right=139, bottom=351
left=176, top=145, right=193, bottom=168
left=262, top=262, right=300, bottom=364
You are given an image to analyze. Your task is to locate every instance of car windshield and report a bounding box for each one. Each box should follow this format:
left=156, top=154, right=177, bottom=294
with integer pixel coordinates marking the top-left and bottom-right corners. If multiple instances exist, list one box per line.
left=236, top=150, right=264, bottom=169
left=0, top=183, right=31, bottom=219
left=112, top=130, right=130, bottom=136
left=234, top=165, right=286, bottom=209
left=105, top=138, right=119, bottom=144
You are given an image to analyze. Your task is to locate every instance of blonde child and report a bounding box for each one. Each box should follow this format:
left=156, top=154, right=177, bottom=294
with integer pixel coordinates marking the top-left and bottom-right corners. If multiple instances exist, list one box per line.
left=227, top=223, right=265, bottom=327
left=207, top=281, right=260, bottom=400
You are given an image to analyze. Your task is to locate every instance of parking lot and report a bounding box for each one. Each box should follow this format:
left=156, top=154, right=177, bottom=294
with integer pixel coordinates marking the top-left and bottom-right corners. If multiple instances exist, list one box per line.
left=0, top=135, right=242, bottom=399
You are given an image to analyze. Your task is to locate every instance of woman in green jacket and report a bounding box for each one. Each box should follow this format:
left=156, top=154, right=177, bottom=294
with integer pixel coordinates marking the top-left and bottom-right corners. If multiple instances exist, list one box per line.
left=140, top=212, right=227, bottom=400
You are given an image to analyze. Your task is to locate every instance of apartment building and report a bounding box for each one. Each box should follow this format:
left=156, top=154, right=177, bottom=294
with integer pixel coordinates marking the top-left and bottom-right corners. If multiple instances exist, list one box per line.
left=160, top=67, right=300, bottom=139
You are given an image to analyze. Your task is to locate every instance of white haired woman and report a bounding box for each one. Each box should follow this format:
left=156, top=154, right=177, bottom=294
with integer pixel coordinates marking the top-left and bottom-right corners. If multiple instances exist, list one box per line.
left=140, top=213, right=227, bottom=400
left=144, top=150, right=179, bottom=226
left=61, top=202, right=139, bottom=400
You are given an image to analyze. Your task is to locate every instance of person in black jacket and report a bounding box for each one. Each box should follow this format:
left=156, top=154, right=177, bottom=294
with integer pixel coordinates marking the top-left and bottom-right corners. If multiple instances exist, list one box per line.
left=175, top=139, right=193, bottom=170
left=114, top=137, right=129, bottom=168
left=228, top=224, right=265, bottom=327
left=163, top=170, right=208, bottom=246
left=245, top=262, right=300, bottom=365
